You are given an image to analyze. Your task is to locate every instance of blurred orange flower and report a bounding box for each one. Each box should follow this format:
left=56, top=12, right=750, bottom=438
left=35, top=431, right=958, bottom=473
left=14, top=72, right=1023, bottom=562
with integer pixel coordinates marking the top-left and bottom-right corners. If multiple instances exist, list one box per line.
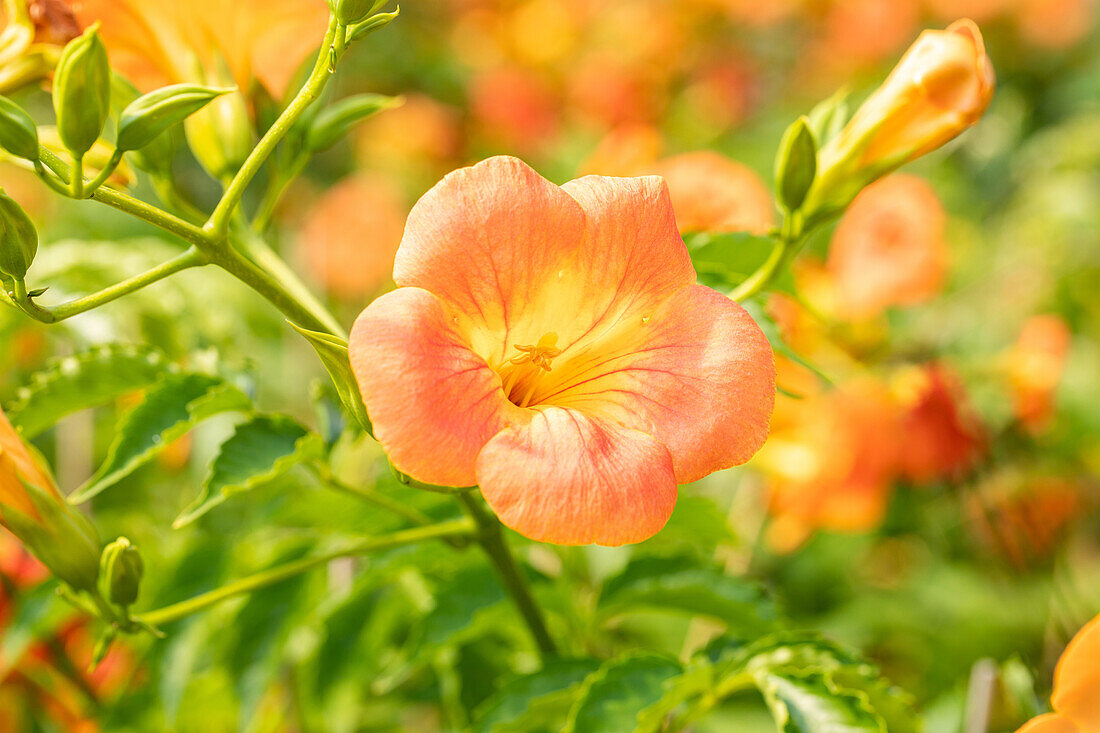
left=1018, top=613, right=1100, bottom=733
left=894, top=364, right=985, bottom=484
left=297, top=174, right=407, bottom=300
left=578, top=124, right=664, bottom=177
left=350, top=156, right=774, bottom=545
left=470, top=67, right=560, bottom=153
left=648, top=152, right=774, bottom=235
left=0, top=0, right=80, bottom=92
left=969, top=474, right=1083, bottom=568
left=1015, top=0, right=1096, bottom=49
left=0, top=407, right=61, bottom=520
left=758, top=378, right=901, bottom=552
left=72, top=0, right=329, bottom=94
left=827, top=174, right=947, bottom=318
left=1007, top=315, right=1071, bottom=431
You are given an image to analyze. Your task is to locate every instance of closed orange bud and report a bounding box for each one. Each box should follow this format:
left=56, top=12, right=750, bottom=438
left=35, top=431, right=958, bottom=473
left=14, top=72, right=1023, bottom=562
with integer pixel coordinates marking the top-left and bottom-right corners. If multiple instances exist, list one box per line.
left=805, top=19, right=994, bottom=219
left=0, top=408, right=100, bottom=591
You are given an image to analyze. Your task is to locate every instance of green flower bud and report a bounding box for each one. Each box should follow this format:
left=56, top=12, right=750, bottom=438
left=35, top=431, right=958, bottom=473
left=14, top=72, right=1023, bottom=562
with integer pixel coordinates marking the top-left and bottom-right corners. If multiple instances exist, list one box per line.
left=0, top=95, right=39, bottom=160
left=347, top=7, right=401, bottom=43
left=0, top=190, right=38, bottom=280
left=337, top=0, right=388, bottom=24
left=117, top=83, right=234, bottom=153
left=774, top=116, right=817, bottom=215
left=306, top=93, right=401, bottom=153
left=53, top=24, right=112, bottom=158
left=183, top=55, right=254, bottom=180
left=100, top=536, right=144, bottom=607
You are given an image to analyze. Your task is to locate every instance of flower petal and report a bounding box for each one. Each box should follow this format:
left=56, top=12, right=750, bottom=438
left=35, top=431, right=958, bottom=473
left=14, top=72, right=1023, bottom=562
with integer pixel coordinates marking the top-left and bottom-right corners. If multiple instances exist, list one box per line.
left=1018, top=715, right=1079, bottom=733
left=477, top=407, right=677, bottom=546
left=393, top=156, right=587, bottom=365
left=349, top=287, right=522, bottom=487
left=543, top=285, right=775, bottom=483
left=1053, top=614, right=1100, bottom=730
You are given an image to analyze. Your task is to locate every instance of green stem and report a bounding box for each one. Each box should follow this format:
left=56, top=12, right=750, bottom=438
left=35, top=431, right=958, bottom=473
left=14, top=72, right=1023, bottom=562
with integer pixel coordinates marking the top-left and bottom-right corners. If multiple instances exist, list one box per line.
left=314, top=465, right=437, bottom=528
left=727, top=212, right=805, bottom=302
left=134, top=519, right=475, bottom=628
left=83, top=150, right=124, bottom=194
left=9, top=246, right=207, bottom=323
left=252, top=154, right=309, bottom=234
left=206, top=15, right=343, bottom=236
left=233, top=222, right=346, bottom=337
left=34, top=159, right=71, bottom=196
left=38, top=146, right=209, bottom=245
left=458, top=493, right=557, bottom=657
left=69, top=154, right=83, bottom=198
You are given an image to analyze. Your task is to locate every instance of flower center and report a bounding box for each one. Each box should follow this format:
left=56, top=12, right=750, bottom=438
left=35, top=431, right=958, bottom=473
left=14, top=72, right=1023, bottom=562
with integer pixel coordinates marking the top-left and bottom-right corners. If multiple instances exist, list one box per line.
left=500, top=332, right=561, bottom=408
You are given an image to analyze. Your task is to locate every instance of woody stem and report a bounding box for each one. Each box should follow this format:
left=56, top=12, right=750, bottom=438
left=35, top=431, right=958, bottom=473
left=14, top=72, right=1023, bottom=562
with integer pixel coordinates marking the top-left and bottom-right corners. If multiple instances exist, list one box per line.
left=457, top=493, right=558, bottom=657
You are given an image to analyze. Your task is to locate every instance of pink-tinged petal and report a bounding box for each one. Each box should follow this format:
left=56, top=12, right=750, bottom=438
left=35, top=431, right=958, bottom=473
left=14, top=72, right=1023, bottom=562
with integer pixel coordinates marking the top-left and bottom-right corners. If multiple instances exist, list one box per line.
left=544, top=285, right=775, bottom=483
left=559, top=173, right=695, bottom=315
left=477, top=407, right=677, bottom=546
left=393, top=156, right=587, bottom=364
left=349, top=287, right=523, bottom=487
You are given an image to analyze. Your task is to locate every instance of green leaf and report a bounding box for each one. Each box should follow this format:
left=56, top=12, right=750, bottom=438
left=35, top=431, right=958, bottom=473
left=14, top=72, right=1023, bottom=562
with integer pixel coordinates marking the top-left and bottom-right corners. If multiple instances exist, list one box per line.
left=289, top=324, right=372, bottom=434
left=688, top=231, right=795, bottom=296
left=775, top=116, right=817, bottom=213
left=117, top=83, right=234, bottom=152
left=474, top=659, right=603, bottom=733
left=0, top=582, right=66, bottom=678
left=758, top=671, right=885, bottom=733
left=564, top=655, right=683, bottom=733
left=704, top=634, right=919, bottom=733
left=419, top=564, right=508, bottom=649
left=6, top=344, right=173, bottom=438
left=70, top=372, right=250, bottom=503
left=306, top=93, right=402, bottom=153
left=807, top=87, right=851, bottom=146
left=597, top=556, right=780, bottom=636
left=173, top=413, right=325, bottom=527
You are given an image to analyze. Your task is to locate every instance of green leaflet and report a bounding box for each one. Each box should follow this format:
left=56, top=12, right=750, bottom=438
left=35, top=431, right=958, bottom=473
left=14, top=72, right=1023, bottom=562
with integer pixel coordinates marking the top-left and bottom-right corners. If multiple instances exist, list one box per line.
left=6, top=343, right=173, bottom=438
left=759, top=671, right=885, bottom=733
left=173, top=413, right=325, bottom=527
left=564, top=654, right=683, bottom=733
left=597, top=555, right=781, bottom=636
left=473, top=659, right=603, bottom=733
left=70, top=372, right=251, bottom=503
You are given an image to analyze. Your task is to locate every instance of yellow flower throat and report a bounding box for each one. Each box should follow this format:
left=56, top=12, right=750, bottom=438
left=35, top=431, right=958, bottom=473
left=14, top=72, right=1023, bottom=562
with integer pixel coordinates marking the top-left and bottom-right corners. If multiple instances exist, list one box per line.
left=500, top=332, right=561, bottom=408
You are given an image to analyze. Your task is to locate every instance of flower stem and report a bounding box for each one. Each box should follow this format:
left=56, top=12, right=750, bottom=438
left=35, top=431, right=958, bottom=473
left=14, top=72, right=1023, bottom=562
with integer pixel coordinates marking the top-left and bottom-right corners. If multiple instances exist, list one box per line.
left=727, top=212, right=805, bottom=302
left=457, top=493, right=558, bottom=657
left=8, top=246, right=208, bottom=323
left=206, top=15, right=344, bottom=236
left=133, top=519, right=475, bottom=628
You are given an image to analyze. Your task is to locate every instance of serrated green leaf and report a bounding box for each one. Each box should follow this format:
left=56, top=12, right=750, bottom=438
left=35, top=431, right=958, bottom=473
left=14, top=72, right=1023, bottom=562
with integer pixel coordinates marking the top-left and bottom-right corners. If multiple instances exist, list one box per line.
left=6, top=344, right=173, bottom=438
left=173, top=413, right=325, bottom=527
left=598, top=556, right=780, bottom=636
left=70, top=372, right=250, bottom=503
left=758, top=670, right=885, bottom=733
left=704, top=634, right=919, bottom=733
left=474, top=659, right=603, bottom=733
left=565, top=654, right=683, bottom=733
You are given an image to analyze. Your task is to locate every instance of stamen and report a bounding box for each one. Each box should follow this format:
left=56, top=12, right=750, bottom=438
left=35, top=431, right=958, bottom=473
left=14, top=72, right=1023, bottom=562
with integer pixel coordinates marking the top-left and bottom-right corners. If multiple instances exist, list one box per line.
left=500, top=332, right=561, bottom=406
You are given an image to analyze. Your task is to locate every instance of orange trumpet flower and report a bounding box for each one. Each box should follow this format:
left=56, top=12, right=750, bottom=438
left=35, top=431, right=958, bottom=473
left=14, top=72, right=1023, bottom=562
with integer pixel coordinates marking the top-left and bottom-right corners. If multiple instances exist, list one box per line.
left=349, top=156, right=775, bottom=546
